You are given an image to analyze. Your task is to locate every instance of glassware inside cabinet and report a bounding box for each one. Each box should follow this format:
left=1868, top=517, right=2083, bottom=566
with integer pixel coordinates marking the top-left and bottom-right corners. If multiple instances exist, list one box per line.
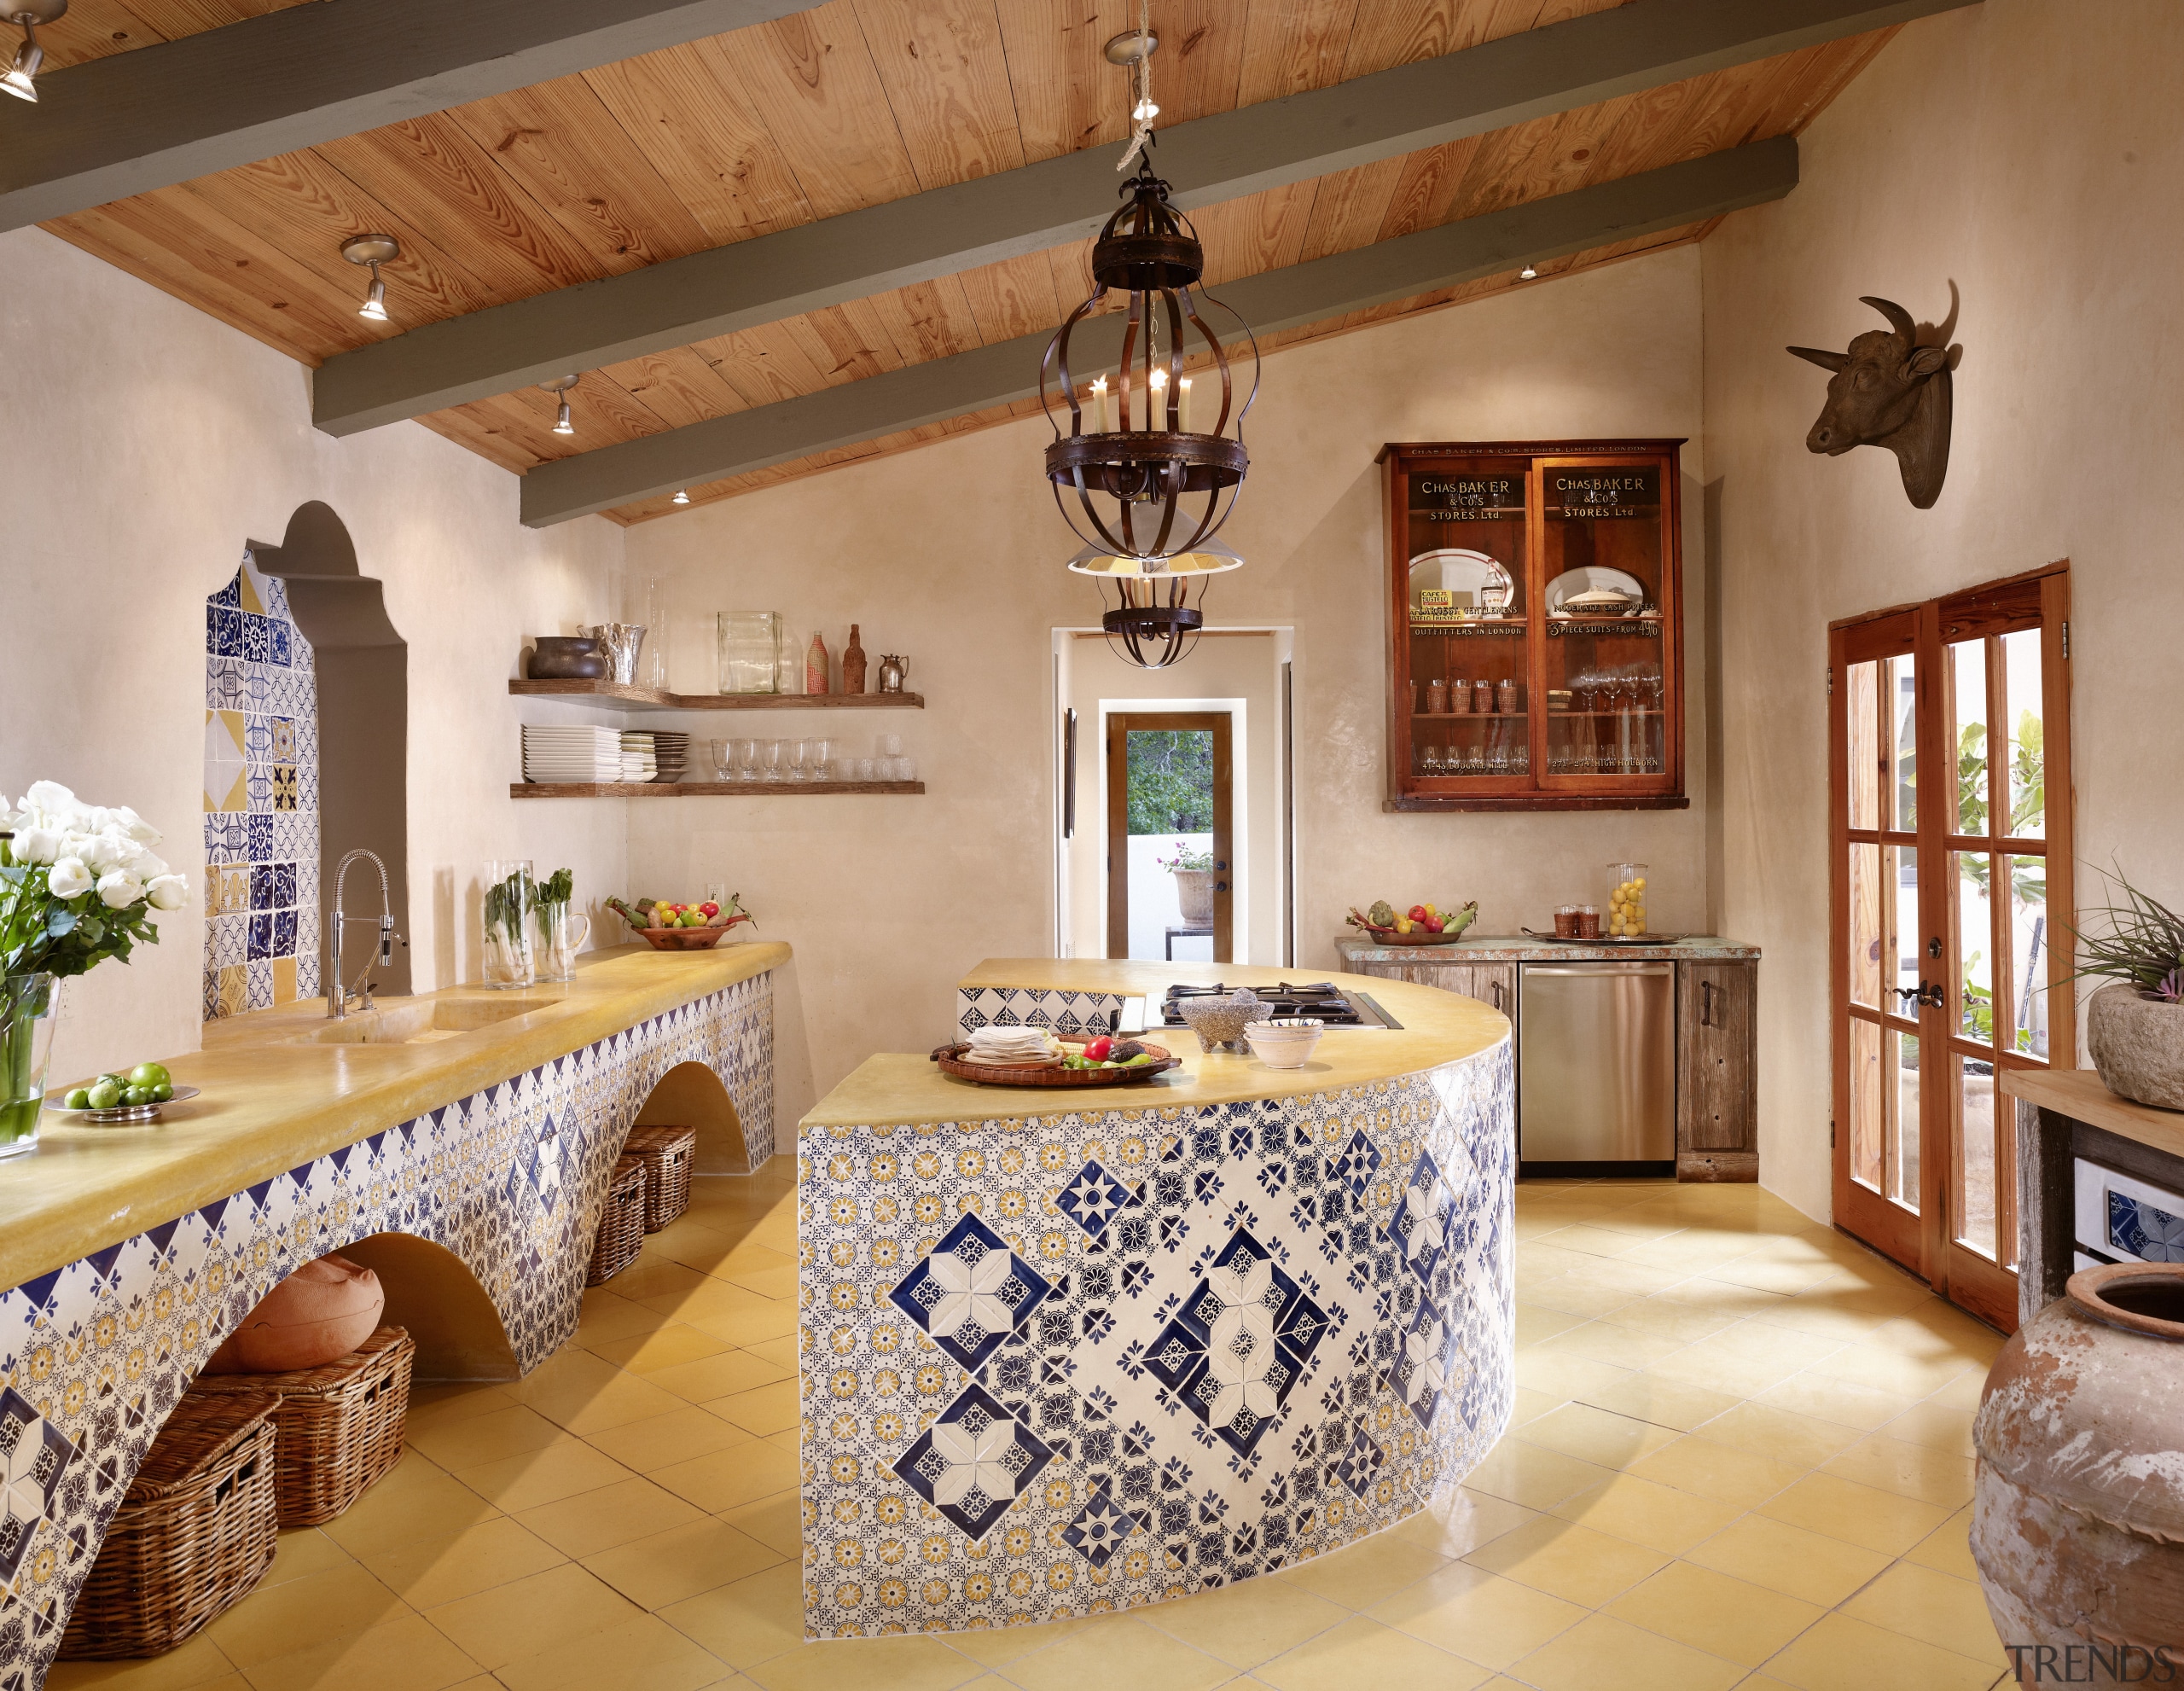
left=1403, top=455, right=1530, bottom=787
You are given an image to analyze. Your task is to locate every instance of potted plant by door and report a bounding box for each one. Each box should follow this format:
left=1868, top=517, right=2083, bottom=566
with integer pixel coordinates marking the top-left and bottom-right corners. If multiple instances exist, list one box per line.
left=1159, top=840, right=1217, bottom=926
left=2075, top=866, right=2184, bottom=1109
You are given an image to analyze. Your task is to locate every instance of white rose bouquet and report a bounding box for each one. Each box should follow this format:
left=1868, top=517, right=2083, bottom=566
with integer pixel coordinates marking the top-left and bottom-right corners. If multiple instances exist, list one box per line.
left=1, top=782, right=188, bottom=1149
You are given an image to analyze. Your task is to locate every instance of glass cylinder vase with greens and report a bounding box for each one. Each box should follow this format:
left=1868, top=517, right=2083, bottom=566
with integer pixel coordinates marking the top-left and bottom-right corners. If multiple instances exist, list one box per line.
left=482, top=861, right=536, bottom=988
left=531, top=867, right=588, bottom=983
left=1, top=782, right=188, bottom=1157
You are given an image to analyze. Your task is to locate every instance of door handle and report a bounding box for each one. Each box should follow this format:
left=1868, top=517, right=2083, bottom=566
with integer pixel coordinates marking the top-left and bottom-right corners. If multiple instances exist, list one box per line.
left=1699, top=980, right=1714, bottom=1026
left=1490, top=980, right=1504, bottom=1011
left=1896, top=981, right=1944, bottom=1010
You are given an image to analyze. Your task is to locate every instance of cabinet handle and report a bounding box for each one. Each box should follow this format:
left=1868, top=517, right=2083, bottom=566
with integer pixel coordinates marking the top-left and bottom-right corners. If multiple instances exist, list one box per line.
left=1699, top=980, right=1714, bottom=1026
left=1490, top=979, right=1504, bottom=1011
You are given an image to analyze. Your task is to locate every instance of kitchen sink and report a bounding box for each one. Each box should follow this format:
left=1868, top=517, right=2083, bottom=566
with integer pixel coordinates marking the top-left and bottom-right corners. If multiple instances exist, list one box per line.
left=282, top=996, right=556, bottom=1046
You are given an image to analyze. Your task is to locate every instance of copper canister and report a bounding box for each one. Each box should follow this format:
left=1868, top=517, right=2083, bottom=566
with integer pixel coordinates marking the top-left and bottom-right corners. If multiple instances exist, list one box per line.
left=1426, top=678, right=1449, bottom=714
left=1496, top=678, right=1519, bottom=715
left=1448, top=677, right=1472, bottom=714
left=1472, top=679, right=1495, bottom=713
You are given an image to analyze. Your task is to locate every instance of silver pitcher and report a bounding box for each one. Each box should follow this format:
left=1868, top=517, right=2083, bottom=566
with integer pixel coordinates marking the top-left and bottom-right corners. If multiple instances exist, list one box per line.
left=876, top=653, right=908, bottom=693
left=590, top=622, right=648, bottom=685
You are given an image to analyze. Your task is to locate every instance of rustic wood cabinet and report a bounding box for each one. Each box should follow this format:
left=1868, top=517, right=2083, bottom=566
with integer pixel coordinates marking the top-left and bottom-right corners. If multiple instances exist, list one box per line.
left=1678, top=960, right=1757, bottom=1181
left=1360, top=960, right=1517, bottom=1019
left=1378, top=439, right=1687, bottom=811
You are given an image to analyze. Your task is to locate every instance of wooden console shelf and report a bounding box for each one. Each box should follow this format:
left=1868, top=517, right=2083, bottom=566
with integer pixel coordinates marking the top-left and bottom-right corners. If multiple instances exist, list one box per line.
left=510, top=680, right=924, bottom=711
left=512, top=782, right=925, bottom=798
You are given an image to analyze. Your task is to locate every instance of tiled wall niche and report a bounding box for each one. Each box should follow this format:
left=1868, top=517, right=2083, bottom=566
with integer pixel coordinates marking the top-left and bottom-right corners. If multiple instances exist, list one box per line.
left=202, top=550, right=319, bottom=1019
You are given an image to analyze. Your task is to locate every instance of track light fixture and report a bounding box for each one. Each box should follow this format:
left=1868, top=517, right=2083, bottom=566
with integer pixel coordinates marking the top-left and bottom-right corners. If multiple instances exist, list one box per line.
left=672, top=489, right=690, bottom=505
left=1519, top=261, right=1538, bottom=280
left=2, top=1, right=67, bottom=104
left=540, top=374, right=581, bottom=436
left=340, top=234, right=400, bottom=323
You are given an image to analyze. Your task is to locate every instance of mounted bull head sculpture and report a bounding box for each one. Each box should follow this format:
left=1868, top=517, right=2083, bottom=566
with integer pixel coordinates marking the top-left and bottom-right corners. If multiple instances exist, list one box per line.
left=1788, top=296, right=1954, bottom=508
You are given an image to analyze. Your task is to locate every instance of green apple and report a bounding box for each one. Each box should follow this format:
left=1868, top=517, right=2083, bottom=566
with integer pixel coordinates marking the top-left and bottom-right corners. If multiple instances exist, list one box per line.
left=129, top=1062, right=170, bottom=1089
left=87, top=1080, right=122, bottom=1109
left=64, top=1087, right=91, bottom=1109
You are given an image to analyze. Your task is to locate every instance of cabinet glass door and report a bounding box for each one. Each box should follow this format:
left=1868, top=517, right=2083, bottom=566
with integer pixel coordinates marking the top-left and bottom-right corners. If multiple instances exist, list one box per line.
left=1537, top=457, right=1673, bottom=789
left=1398, top=456, right=1531, bottom=793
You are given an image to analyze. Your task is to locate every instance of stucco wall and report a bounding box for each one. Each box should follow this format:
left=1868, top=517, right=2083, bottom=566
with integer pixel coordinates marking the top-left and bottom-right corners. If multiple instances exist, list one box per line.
left=1703, top=0, right=2184, bottom=1220
left=623, top=247, right=1712, bottom=1113
left=0, top=225, right=629, bottom=1084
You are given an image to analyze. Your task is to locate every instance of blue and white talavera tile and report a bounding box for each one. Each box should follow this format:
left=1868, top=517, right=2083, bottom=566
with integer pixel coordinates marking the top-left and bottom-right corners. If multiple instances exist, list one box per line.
left=798, top=1040, right=1515, bottom=1637
left=0, top=975, right=775, bottom=1689
left=956, top=988, right=1130, bottom=1040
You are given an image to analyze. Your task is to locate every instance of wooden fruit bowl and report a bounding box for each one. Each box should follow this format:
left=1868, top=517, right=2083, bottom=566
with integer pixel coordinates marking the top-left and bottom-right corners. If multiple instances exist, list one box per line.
left=636, top=915, right=752, bottom=950
left=931, top=1043, right=1180, bottom=1088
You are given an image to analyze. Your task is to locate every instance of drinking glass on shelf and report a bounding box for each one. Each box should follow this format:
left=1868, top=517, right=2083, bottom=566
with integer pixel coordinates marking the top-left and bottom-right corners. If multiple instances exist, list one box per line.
left=1420, top=745, right=1442, bottom=776
left=709, top=739, right=729, bottom=781
left=855, top=758, right=876, bottom=782
left=735, top=738, right=758, bottom=781
left=809, top=737, right=834, bottom=782
left=897, top=757, right=916, bottom=782
left=787, top=739, right=809, bottom=782
left=759, top=740, right=783, bottom=782
left=878, top=731, right=903, bottom=758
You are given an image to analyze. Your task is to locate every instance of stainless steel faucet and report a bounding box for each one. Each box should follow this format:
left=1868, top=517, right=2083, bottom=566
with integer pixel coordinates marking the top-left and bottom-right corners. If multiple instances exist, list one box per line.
left=325, top=849, right=398, bottom=1018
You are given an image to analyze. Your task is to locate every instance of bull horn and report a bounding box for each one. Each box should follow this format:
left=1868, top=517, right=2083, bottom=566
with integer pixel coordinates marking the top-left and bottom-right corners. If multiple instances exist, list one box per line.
left=1862, top=295, right=1919, bottom=343
left=1787, top=346, right=1850, bottom=372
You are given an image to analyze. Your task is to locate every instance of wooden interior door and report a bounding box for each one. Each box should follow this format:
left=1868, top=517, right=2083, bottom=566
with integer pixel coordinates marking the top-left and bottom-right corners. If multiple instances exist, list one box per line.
left=1105, top=712, right=1234, bottom=963
left=1831, top=566, right=2073, bottom=1331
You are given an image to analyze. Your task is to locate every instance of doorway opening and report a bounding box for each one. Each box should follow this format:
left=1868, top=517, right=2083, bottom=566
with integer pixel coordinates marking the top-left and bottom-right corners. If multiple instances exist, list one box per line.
left=1829, top=563, right=2073, bottom=1334
left=1108, top=712, right=1232, bottom=963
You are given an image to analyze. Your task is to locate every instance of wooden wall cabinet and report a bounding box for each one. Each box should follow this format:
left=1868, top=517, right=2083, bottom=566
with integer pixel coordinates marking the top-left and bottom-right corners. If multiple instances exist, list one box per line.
left=1678, top=960, right=1757, bottom=1181
left=1379, top=439, right=1687, bottom=811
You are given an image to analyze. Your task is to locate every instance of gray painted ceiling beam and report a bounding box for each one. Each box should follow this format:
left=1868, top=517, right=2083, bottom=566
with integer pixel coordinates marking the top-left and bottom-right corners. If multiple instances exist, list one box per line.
left=517, top=137, right=1796, bottom=527
left=319, top=0, right=1966, bottom=439
left=0, top=0, right=816, bottom=233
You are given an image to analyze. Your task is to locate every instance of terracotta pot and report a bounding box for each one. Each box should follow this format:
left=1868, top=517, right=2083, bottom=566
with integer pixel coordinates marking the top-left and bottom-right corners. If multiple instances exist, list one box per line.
left=204, top=1252, right=385, bottom=1374
left=1172, top=869, right=1216, bottom=926
left=2087, top=982, right=2184, bottom=1109
left=1972, top=1263, right=2184, bottom=1686
left=526, top=636, right=608, bottom=680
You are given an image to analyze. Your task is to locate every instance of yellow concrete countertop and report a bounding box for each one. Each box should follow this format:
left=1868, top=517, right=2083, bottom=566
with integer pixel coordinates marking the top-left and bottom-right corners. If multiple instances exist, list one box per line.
left=805, top=961, right=1508, bottom=1130
left=0, top=941, right=788, bottom=1293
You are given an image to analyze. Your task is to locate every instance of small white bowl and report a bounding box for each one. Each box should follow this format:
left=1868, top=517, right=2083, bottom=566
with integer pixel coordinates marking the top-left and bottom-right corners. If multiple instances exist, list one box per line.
left=1245, top=1018, right=1325, bottom=1069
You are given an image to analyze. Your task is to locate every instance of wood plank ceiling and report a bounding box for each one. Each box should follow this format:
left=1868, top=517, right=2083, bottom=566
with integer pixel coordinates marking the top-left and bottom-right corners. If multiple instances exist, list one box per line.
left=36, top=0, right=1895, bottom=524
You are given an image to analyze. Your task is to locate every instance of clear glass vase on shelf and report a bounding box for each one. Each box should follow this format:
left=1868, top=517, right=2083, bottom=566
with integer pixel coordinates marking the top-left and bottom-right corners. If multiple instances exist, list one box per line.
left=482, top=861, right=536, bottom=987
left=0, top=973, right=58, bottom=1159
left=717, top=612, right=781, bottom=694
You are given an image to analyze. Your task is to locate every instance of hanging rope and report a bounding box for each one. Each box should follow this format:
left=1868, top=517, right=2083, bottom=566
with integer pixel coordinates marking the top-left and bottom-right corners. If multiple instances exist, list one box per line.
left=1116, top=0, right=1158, bottom=173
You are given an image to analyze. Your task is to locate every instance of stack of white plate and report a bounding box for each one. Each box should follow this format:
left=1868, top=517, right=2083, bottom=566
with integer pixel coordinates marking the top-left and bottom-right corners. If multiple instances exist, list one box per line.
left=522, top=724, right=624, bottom=783
left=619, top=730, right=658, bottom=782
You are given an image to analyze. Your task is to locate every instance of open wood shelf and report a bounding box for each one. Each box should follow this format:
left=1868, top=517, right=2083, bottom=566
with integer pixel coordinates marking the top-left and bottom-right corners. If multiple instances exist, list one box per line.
left=511, top=679, right=924, bottom=711
left=512, top=781, right=925, bottom=798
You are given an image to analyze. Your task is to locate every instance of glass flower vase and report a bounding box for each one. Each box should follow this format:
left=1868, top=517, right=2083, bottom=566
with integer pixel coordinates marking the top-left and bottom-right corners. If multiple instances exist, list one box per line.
left=533, top=903, right=590, bottom=983
left=481, top=861, right=536, bottom=988
left=0, top=974, right=59, bottom=1159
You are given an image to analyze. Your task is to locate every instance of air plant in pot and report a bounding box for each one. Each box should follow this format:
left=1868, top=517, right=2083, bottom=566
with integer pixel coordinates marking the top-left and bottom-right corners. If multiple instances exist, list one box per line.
left=2071, top=864, right=2184, bottom=1109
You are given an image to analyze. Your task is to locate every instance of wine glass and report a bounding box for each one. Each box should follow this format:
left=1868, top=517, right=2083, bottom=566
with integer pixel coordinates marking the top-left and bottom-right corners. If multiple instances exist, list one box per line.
left=809, top=736, right=834, bottom=782
left=759, top=740, right=783, bottom=782
left=1421, top=744, right=1443, bottom=777
left=787, top=738, right=810, bottom=782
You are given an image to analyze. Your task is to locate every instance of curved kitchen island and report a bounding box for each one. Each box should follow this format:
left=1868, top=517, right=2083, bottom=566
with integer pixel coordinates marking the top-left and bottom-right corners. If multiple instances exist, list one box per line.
left=798, top=961, right=1515, bottom=1637
left=0, top=942, right=783, bottom=1685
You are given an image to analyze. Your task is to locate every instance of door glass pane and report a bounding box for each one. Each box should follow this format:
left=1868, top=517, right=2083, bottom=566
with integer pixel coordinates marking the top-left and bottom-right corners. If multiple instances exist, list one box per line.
left=1891, top=846, right=1920, bottom=1008
left=1956, top=851, right=1996, bottom=1045
left=1957, top=1055, right=1998, bottom=1259
left=2009, top=853, right=2051, bottom=1059
left=2002, top=629, right=2045, bottom=839
left=1887, top=654, right=1918, bottom=830
left=1846, top=660, right=1879, bottom=828
left=1891, top=1029, right=1921, bottom=1210
left=1407, top=457, right=1530, bottom=783
left=1125, top=729, right=1215, bottom=962
left=1850, top=1016, right=1883, bottom=1191
left=1952, top=639, right=1987, bottom=837
left=1849, top=844, right=1881, bottom=1008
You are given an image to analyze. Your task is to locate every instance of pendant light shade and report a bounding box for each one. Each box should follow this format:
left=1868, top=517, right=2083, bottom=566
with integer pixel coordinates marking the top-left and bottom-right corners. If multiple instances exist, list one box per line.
left=340, top=234, right=401, bottom=323
left=540, top=373, right=581, bottom=436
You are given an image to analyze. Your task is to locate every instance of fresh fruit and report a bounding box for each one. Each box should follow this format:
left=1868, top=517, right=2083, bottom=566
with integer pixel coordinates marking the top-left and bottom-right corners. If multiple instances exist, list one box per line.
left=1420, top=914, right=1443, bottom=933
left=122, top=1086, right=152, bottom=1107
left=1396, top=915, right=1414, bottom=933
left=700, top=902, right=720, bottom=919
left=64, top=1087, right=90, bottom=1109
left=1368, top=900, right=1397, bottom=929
left=128, top=1061, right=170, bottom=1089
left=682, top=911, right=708, bottom=928
left=87, top=1080, right=121, bottom=1109
left=152, top=1083, right=174, bottom=1102
left=1083, top=1036, right=1113, bottom=1062
left=1408, top=904, right=1431, bottom=922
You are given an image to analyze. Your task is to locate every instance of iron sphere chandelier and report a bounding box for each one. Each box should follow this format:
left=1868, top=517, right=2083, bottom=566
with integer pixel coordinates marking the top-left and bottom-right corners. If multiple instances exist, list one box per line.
left=1039, top=26, right=1259, bottom=670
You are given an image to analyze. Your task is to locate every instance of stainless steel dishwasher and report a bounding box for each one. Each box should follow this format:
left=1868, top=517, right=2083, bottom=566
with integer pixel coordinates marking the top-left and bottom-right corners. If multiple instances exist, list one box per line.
left=1519, top=961, right=1676, bottom=1174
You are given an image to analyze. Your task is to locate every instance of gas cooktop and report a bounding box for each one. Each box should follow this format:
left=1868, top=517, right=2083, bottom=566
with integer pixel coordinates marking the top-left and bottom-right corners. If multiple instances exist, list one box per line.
left=1159, top=981, right=1399, bottom=1030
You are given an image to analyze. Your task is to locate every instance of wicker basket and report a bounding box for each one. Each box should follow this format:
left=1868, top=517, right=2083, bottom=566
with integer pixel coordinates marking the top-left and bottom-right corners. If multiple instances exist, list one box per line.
left=58, top=1397, right=278, bottom=1659
left=587, top=1153, right=648, bottom=1285
left=185, top=1327, right=415, bottom=1526
left=623, top=1124, right=696, bottom=1232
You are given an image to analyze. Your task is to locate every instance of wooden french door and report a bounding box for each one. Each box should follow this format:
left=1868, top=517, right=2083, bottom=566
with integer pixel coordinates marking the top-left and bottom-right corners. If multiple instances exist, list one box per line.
left=1106, top=712, right=1234, bottom=963
left=1830, top=565, right=2074, bottom=1332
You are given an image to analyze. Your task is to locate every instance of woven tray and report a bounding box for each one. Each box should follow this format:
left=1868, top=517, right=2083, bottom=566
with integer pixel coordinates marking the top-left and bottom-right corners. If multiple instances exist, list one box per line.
left=186, top=1327, right=415, bottom=1526
left=59, top=1397, right=278, bottom=1659
left=587, top=1153, right=648, bottom=1285
left=624, top=1124, right=696, bottom=1232
left=931, top=1043, right=1180, bottom=1088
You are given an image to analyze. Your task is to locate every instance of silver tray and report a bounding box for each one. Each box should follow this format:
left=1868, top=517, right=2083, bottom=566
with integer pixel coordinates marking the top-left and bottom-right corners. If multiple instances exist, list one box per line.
left=45, top=1085, right=200, bottom=1124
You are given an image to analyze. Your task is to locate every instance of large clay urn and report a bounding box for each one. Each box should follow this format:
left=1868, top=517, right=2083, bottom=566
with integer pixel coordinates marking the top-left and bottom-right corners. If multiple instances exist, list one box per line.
left=1972, top=1263, right=2184, bottom=1686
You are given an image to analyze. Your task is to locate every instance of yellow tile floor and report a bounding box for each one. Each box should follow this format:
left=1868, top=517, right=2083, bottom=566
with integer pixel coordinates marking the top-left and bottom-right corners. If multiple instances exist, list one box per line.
left=51, top=1166, right=2015, bottom=1691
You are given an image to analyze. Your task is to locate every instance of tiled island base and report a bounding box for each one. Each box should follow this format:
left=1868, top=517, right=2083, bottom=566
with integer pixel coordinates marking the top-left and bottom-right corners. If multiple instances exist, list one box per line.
left=0, top=975, right=772, bottom=1690
left=797, top=1047, right=1518, bottom=1637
